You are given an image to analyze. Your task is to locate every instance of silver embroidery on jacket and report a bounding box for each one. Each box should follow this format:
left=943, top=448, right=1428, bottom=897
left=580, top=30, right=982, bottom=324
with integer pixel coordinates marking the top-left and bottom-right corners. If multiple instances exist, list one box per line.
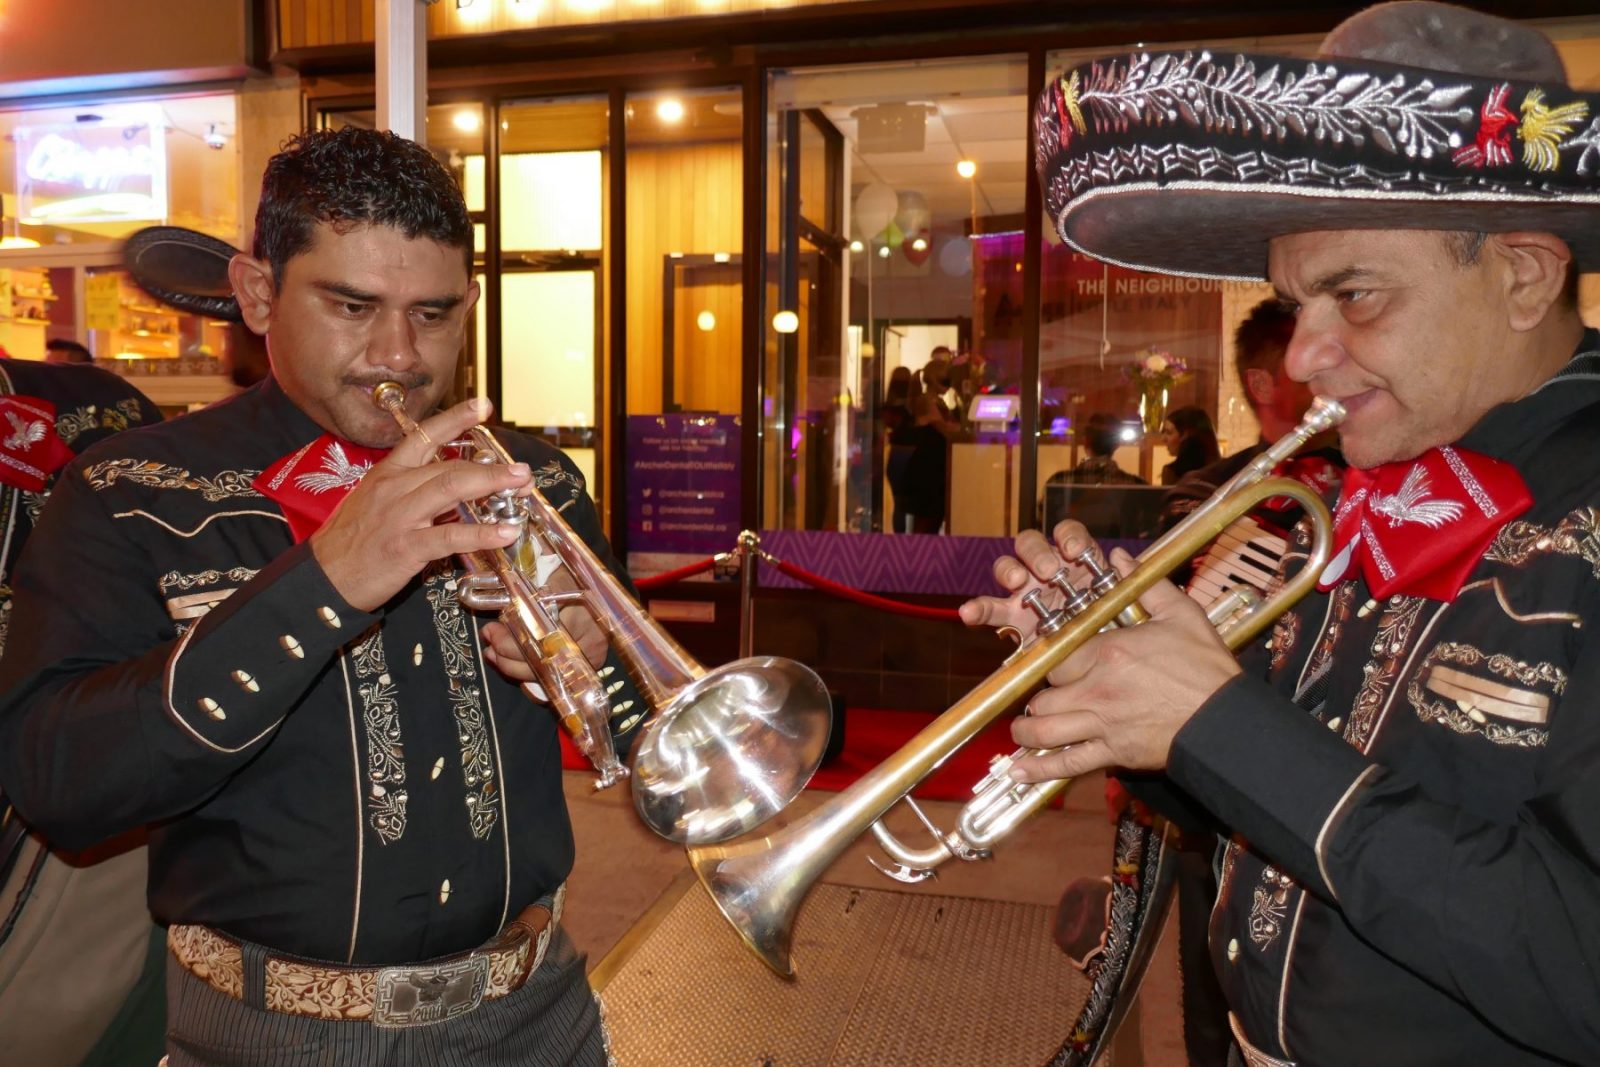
left=424, top=569, right=499, bottom=840
left=158, top=567, right=260, bottom=595
left=1406, top=642, right=1562, bottom=748
left=1486, top=508, right=1600, bottom=579
left=352, top=627, right=408, bottom=843
left=85, top=459, right=261, bottom=501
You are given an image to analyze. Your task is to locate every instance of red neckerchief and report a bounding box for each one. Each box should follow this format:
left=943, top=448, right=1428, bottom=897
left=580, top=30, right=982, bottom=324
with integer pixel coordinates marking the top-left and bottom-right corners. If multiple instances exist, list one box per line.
left=1316, top=446, right=1531, bottom=602
left=0, top=396, right=74, bottom=492
left=253, top=434, right=389, bottom=543
left=1262, top=453, right=1343, bottom=512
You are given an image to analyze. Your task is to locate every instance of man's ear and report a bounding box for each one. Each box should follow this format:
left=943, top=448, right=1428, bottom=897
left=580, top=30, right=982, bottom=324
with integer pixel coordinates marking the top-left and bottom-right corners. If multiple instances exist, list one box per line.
left=1242, top=366, right=1274, bottom=408
left=227, top=254, right=277, bottom=335
left=1491, top=232, right=1574, bottom=332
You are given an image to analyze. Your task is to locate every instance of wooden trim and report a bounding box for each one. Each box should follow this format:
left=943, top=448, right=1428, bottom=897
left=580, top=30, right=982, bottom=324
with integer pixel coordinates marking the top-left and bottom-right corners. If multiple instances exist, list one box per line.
left=274, top=0, right=1600, bottom=74
left=738, top=63, right=763, bottom=536
left=485, top=93, right=504, bottom=417
left=1018, top=46, right=1045, bottom=536
left=608, top=85, right=629, bottom=554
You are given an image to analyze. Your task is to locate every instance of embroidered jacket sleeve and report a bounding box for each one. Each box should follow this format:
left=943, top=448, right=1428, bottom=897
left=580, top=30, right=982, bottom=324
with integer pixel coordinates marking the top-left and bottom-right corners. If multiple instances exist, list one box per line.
left=0, top=460, right=377, bottom=850
left=1168, top=632, right=1600, bottom=1060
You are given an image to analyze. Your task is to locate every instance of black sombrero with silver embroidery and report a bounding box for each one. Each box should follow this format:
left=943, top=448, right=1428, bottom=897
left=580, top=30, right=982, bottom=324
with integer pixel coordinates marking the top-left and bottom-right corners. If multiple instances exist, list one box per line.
left=1035, top=1, right=1600, bottom=281
left=121, top=225, right=243, bottom=322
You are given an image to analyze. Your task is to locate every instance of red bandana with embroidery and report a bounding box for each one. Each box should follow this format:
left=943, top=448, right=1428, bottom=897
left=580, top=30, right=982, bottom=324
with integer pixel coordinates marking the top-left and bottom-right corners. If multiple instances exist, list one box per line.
left=0, top=396, right=74, bottom=492
left=1316, top=446, right=1531, bottom=602
left=253, top=434, right=389, bottom=543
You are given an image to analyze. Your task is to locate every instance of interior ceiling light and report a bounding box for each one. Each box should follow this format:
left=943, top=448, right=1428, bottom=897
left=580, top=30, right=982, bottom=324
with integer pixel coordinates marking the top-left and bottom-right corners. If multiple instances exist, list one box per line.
left=453, top=109, right=482, bottom=133
left=956, top=159, right=977, bottom=179
left=656, top=98, right=686, bottom=123
left=772, top=310, right=799, bottom=334
left=0, top=235, right=40, bottom=250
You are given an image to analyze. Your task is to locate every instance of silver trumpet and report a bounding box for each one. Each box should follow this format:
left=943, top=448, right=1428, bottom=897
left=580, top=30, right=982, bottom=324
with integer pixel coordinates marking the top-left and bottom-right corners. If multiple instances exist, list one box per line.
left=688, top=398, right=1345, bottom=975
left=372, top=382, right=833, bottom=845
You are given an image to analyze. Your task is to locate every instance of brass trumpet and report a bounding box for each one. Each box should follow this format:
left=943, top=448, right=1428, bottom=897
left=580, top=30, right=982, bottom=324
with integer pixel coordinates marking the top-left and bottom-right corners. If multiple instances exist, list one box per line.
left=372, top=382, right=834, bottom=845
left=688, top=397, right=1345, bottom=975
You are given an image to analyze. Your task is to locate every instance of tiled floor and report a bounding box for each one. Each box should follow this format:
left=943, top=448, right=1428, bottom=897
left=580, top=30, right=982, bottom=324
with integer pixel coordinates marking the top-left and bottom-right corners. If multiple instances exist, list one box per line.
left=560, top=770, right=1186, bottom=1067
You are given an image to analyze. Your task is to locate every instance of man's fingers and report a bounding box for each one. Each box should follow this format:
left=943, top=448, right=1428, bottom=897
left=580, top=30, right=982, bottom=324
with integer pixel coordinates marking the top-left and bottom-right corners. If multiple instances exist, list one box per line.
left=1107, top=546, right=1192, bottom=621
left=1012, top=530, right=1066, bottom=583
left=1007, top=739, right=1115, bottom=783
left=406, top=518, right=523, bottom=563
left=960, top=594, right=1025, bottom=630
left=1011, top=704, right=1098, bottom=750
left=387, top=397, right=494, bottom=467
left=1050, top=520, right=1098, bottom=564
left=404, top=459, right=532, bottom=524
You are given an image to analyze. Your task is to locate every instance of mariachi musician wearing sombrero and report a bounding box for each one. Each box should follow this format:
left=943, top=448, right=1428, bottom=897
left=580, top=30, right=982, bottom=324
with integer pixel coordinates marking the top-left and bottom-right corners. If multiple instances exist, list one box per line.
left=963, top=2, right=1600, bottom=1063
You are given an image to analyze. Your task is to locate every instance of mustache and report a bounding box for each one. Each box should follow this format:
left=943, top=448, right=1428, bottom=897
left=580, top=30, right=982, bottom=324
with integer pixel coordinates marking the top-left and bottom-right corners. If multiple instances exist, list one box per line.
left=344, top=373, right=433, bottom=395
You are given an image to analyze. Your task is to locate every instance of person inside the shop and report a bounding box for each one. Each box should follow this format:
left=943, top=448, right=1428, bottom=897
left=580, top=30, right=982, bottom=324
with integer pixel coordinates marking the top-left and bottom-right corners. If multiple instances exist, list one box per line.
left=1158, top=404, right=1221, bottom=485
left=966, top=3, right=1600, bottom=1062
left=0, top=127, right=638, bottom=1066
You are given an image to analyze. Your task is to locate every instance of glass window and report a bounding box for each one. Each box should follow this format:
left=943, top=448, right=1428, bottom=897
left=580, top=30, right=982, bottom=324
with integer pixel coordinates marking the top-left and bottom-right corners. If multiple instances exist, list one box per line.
left=766, top=56, right=1030, bottom=536
left=496, top=95, right=609, bottom=490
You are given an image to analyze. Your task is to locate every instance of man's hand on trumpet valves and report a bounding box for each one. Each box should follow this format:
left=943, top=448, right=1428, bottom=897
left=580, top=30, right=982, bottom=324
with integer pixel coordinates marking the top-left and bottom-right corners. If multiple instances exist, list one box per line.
left=959, top=520, right=1240, bottom=780
left=957, top=521, right=1108, bottom=643
left=482, top=572, right=609, bottom=680
left=311, top=397, right=533, bottom=613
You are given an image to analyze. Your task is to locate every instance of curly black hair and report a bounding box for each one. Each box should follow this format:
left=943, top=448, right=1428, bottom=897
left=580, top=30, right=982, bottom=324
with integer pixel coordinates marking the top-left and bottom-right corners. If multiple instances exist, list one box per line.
left=1232, top=297, right=1297, bottom=382
left=252, top=127, right=472, bottom=286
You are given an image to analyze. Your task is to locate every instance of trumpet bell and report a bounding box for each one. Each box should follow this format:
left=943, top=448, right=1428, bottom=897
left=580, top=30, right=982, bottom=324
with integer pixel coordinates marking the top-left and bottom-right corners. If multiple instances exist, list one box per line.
left=632, top=656, right=833, bottom=845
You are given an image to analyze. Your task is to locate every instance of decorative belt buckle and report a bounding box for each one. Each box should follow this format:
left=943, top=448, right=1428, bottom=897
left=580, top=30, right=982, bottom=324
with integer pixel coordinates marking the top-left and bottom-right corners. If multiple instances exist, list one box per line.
left=373, top=954, right=490, bottom=1028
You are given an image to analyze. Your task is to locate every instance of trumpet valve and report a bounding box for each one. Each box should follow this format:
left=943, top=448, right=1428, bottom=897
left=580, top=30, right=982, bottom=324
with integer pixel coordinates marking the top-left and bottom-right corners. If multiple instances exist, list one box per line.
left=1021, top=589, right=1068, bottom=637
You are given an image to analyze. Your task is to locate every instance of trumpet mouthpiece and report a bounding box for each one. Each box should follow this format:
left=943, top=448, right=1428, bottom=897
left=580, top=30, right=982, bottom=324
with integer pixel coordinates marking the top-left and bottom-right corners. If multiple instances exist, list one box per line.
left=372, top=381, right=407, bottom=413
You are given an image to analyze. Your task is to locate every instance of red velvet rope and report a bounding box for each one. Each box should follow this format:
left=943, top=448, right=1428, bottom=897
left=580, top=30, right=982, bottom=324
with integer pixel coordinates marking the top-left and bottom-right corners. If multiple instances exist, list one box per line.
left=767, top=557, right=962, bottom=622
left=632, top=556, right=718, bottom=590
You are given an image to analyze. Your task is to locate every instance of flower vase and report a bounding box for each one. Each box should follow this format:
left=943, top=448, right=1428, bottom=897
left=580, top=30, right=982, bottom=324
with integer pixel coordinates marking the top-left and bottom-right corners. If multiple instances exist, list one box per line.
left=1139, top=382, right=1169, bottom=435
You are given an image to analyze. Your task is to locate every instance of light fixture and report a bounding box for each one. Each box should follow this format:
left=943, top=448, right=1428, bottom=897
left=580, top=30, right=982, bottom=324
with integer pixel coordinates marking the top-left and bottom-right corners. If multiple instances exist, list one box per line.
left=453, top=109, right=481, bottom=133
left=878, top=245, right=891, bottom=259
left=848, top=239, right=864, bottom=254
left=772, top=310, right=799, bottom=334
left=956, top=159, right=977, bottom=179
left=204, top=123, right=227, bottom=150
left=1119, top=427, right=1139, bottom=443
left=712, top=252, right=731, bottom=263
left=456, top=0, right=476, bottom=8
left=910, top=237, right=928, bottom=252
left=0, top=235, right=40, bottom=250
left=656, top=98, right=685, bottom=123
left=697, top=310, right=717, bottom=332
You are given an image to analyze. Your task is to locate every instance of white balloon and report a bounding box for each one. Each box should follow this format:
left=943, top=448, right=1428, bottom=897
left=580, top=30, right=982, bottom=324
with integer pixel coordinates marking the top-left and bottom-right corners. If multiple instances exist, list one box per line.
left=938, top=236, right=973, bottom=277
left=853, top=182, right=898, bottom=241
left=894, top=190, right=930, bottom=237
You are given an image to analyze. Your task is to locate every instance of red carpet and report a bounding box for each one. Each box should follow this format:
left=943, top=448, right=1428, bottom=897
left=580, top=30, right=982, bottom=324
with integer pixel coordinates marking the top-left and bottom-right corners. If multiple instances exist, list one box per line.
left=560, top=707, right=1031, bottom=803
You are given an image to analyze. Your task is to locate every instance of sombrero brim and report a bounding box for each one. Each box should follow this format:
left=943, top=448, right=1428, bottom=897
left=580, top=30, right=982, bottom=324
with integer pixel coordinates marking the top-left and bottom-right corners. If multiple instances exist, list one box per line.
left=1037, top=50, right=1600, bottom=281
left=1059, top=187, right=1600, bottom=282
left=122, top=226, right=243, bottom=322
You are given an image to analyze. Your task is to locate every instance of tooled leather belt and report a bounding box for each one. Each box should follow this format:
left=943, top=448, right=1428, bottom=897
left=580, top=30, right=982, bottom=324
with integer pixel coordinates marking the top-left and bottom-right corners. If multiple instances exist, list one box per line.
left=168, top=884, right=565, bottom=1028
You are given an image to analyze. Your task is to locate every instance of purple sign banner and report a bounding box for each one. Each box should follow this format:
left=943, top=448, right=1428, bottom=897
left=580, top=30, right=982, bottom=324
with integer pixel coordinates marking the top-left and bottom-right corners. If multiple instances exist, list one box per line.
left=627, top=413, right=742, bottom=554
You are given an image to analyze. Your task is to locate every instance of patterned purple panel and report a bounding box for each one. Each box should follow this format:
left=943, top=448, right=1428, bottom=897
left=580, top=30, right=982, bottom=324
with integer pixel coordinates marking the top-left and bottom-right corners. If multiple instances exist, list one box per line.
left=756, top=531, right=1146, bottom=597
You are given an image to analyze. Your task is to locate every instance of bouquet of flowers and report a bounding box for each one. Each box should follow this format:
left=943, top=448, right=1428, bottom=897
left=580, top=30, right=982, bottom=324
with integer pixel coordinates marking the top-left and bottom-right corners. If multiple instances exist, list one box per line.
left=1123, top=348, right=1188, bottom=390
left=1123, top=348, right=1189, bottom=432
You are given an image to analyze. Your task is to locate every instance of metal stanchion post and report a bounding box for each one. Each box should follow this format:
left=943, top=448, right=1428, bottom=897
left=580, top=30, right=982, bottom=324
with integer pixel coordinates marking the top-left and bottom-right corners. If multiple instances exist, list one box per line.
left=736, top=530, right=759, bottom=660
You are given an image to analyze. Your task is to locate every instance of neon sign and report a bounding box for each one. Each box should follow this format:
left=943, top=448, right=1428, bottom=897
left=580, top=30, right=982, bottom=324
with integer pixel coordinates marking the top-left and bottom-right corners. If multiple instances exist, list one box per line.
left=15, top=105, right=167, bottom=225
